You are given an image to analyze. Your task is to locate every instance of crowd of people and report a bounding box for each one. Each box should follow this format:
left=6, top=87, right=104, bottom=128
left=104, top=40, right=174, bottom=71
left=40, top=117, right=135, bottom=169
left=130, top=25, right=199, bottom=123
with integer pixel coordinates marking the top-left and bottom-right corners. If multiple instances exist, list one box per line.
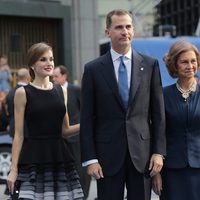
left=1, top=8, right=200, bottom=200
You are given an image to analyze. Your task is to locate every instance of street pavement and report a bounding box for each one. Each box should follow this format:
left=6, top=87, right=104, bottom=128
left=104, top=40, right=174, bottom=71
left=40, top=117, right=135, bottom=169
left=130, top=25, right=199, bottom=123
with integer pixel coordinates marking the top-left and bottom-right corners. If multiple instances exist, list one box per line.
left=0, top=180, right=159, bottom=200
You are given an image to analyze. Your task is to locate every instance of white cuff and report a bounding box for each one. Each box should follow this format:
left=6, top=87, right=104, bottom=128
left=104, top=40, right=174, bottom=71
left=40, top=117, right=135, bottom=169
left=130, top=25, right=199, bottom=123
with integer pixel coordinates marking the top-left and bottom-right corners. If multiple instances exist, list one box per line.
left=82, top=159, right=98, bottom=167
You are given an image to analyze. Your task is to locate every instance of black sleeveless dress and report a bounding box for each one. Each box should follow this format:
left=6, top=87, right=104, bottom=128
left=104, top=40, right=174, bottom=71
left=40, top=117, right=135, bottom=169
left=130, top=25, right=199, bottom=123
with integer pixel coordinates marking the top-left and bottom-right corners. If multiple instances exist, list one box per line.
left=16, top=84, right=84, bottom=199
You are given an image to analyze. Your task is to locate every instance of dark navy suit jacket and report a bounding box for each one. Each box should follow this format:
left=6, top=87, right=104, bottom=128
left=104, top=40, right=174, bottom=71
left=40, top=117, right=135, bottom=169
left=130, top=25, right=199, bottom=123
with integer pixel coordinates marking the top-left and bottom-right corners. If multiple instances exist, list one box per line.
left=164, top=84, right=200, bottom=168
left=80, top=50, right=166, bottom=176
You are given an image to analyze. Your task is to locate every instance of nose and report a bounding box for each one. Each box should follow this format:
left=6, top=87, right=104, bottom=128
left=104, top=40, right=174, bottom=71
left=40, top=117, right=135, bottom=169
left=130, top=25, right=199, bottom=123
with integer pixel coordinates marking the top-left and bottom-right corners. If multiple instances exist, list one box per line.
left=188, top=61, right=194, bottom=68
left=47, top=59, right=51, bottom=63
left=121, top=27, right=128, bottom=35
left=47, top=59, right=54, bottom=65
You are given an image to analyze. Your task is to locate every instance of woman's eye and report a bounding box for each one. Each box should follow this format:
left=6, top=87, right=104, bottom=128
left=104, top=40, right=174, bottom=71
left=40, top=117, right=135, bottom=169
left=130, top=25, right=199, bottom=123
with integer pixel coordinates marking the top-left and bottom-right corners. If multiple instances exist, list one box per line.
left=39, top=57, right=54, bottom=62
left=40, top=57, right=47, bottom=62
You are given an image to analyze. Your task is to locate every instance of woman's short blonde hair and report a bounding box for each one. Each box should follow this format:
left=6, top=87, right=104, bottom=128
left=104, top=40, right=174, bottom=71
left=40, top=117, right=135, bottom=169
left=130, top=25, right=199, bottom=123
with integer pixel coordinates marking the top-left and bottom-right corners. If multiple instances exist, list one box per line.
left=164, top=40, right=200, bottom=78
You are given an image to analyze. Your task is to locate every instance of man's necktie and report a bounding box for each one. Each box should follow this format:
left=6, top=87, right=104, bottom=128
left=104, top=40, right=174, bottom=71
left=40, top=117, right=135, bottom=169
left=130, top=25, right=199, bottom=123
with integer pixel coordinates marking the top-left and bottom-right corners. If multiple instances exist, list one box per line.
left=118, top=56, right=129, bottom=109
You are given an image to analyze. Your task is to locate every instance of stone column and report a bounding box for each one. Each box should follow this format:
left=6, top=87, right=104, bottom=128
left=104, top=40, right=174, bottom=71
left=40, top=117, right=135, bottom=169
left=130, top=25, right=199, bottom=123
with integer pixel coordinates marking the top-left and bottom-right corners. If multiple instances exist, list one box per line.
left=71, top=0, right=99, bottom=84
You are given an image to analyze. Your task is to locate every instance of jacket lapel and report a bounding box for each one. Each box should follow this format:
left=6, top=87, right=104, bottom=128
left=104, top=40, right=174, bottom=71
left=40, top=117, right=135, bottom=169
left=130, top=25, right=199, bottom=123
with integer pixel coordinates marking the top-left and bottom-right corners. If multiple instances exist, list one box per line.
left=128, top=50, right=143, bottom=108
left=99, top=50, right=144, bottom=111
left=99, top=52, right=125, bottom=110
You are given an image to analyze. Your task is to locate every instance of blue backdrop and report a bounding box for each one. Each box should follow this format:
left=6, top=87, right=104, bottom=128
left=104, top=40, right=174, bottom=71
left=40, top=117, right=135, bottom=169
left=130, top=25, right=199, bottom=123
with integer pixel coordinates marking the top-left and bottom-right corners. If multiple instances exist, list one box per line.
left=132, top=37, right=200, bottom=87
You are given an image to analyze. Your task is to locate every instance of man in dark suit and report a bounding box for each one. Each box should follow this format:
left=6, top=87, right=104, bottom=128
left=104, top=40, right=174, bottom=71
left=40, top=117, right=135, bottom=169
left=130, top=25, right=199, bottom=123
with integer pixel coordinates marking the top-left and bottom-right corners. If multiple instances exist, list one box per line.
left=6, top=68, right=30, bottom=137
left=80, top=9, right=166, bottom=200
left=53, top=65, right=91, bottom=199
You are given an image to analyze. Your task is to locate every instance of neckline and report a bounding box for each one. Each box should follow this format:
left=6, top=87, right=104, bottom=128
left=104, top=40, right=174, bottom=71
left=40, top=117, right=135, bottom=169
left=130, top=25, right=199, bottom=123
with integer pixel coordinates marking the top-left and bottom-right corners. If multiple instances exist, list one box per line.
left=29, top=82, right=54, bottom=91
left=176, top=80, right=197, bottom=101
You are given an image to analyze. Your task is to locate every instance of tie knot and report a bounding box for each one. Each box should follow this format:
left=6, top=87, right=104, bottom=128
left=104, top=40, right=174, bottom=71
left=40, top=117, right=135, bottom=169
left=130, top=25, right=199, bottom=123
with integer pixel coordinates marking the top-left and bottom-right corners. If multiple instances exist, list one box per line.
left=119, top=56, right=126, bottom=72
left=120, top=56, right=125, bottom=62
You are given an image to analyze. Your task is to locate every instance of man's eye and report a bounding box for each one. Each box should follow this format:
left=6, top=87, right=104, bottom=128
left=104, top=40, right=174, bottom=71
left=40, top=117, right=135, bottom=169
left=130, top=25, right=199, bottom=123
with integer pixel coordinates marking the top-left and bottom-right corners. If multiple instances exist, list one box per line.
left=116, top=26, right=123, bottom=29
left=126, top=25, right=132, bottom=29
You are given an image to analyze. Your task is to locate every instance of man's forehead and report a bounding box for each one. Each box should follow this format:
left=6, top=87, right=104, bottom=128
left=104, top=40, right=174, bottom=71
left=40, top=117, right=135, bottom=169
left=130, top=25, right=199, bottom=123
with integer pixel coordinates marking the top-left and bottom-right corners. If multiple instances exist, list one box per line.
left=111, top=15, right=132, bottom=22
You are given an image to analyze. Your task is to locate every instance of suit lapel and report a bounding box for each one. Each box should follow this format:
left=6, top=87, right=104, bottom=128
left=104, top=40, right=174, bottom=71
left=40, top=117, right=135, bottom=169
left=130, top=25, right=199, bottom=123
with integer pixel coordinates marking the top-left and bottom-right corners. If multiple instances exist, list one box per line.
left=128, top=50, right=143, bottom=108
left=99, top=52, right=125, bottom=110
left=99, top=50, right=145, bottom=111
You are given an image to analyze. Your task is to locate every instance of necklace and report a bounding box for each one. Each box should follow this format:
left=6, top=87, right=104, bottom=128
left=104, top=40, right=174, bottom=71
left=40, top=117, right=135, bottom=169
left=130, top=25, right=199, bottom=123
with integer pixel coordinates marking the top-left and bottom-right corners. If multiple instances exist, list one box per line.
left=176, top=80, right=197, bottom=101
left=30, top=82, right=53, bottom=90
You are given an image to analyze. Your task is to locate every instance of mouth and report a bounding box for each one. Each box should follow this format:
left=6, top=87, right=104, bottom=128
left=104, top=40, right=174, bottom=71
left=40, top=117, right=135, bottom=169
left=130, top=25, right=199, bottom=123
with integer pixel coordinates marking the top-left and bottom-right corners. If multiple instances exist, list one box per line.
left=185, top=70, right=194, bottom=73
left=44, top=67, right=53, bottom=72
left=120, top=37, right=129, bottom=41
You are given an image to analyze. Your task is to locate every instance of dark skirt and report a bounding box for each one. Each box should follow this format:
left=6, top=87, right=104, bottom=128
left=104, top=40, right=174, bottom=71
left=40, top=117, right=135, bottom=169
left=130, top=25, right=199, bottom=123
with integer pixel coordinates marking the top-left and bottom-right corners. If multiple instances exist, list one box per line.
left=17, top=163, right=84, bottom=200
left=160, top=166, right=200, bottom=200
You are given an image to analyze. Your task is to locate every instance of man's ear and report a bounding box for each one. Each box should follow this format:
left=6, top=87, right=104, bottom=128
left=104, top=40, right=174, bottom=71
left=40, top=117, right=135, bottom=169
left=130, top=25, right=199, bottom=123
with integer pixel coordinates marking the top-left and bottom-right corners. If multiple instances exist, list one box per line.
left=105, top=29, right=110, bottom=38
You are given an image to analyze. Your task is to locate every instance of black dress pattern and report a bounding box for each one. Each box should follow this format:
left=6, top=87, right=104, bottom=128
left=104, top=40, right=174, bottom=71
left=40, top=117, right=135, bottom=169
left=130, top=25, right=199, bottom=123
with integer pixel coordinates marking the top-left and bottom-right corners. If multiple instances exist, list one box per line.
left=17, top=84, right=84, bottom=199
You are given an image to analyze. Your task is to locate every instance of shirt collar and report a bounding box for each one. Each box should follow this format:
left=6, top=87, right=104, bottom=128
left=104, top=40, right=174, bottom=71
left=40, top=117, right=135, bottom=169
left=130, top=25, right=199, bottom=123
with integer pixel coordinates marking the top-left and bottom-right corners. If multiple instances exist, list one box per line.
left=17, top=81, right=27, bottom=86
left=63, top=81, right=68, bottom=88
left=110, top=48, right=132, bottom=62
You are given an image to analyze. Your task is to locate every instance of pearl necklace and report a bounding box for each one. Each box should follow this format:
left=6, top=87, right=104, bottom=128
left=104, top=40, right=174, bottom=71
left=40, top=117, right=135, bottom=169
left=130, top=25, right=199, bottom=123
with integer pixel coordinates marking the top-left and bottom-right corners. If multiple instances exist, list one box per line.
left=30, top=82, right=53, bottom=90
left=176, top=80, right=197, bottom=101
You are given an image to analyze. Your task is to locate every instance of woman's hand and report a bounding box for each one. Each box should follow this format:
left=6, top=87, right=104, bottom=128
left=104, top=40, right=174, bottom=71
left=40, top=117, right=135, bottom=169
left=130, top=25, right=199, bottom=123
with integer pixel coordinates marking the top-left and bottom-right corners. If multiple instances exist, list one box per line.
left=152, top=173, right=162, bottom=196
left=7, top=169, right=18, bottom=194
left=62, top=123, right=80, bottom=137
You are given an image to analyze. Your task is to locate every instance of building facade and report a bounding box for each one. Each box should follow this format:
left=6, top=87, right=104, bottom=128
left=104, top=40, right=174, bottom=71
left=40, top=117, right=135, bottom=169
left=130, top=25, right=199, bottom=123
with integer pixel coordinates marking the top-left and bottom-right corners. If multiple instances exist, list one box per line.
left=156, top=0, right=200, bottom=36
left=0, top=0, right=98, bottom=83
left=0, top=0, right=161, bottom=83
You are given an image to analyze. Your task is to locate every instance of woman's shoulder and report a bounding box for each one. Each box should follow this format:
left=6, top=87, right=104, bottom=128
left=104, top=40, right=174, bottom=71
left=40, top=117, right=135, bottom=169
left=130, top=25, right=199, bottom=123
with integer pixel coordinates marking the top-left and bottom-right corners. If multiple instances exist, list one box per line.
left=163, top=83, right=176, bottom=92
left=163, top=84, right=176, bottom=98
left=14, top=86, right=27, bottom=106
left=15, top=86, right=25, bottom=95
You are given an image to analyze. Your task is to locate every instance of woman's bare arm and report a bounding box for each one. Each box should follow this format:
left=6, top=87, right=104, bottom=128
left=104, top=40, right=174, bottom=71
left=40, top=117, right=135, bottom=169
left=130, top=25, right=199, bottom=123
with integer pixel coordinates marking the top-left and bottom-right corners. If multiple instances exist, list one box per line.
left=7, top=87, right=26, bottom=193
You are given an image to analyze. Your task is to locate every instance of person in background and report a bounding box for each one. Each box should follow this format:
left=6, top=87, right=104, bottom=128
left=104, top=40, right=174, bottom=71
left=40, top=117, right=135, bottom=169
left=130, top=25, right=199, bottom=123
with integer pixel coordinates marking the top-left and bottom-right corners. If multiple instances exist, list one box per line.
left=6, top=68, right=30, bottom=138
left=6, top=42, right=84, bottom=199
left=153, top=41, right=200, bottom=200
left=80, top=9, right=166, bottom=200
left=0, top=55, right=12, bottom=93
left=53, top=65, right=91, bottom=199
left=0, top=91, right=8, bottom=132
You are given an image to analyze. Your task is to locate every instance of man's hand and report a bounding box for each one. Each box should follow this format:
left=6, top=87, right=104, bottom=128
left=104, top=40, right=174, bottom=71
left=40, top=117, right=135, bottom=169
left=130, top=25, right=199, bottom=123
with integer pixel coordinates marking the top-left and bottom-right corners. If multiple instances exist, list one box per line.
left=152, top=173, right=162, bottom=196
left=149, top=154, right=163, bottom=177
left=87, top=163, right=104, bottom=179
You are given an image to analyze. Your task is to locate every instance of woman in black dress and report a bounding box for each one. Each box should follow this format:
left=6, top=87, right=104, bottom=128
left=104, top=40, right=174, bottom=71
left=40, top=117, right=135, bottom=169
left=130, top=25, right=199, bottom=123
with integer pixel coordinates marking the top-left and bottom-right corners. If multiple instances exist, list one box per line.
left=153, top=41, right=200, bottom=200
left=7, top=42, right=84, bottom=199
